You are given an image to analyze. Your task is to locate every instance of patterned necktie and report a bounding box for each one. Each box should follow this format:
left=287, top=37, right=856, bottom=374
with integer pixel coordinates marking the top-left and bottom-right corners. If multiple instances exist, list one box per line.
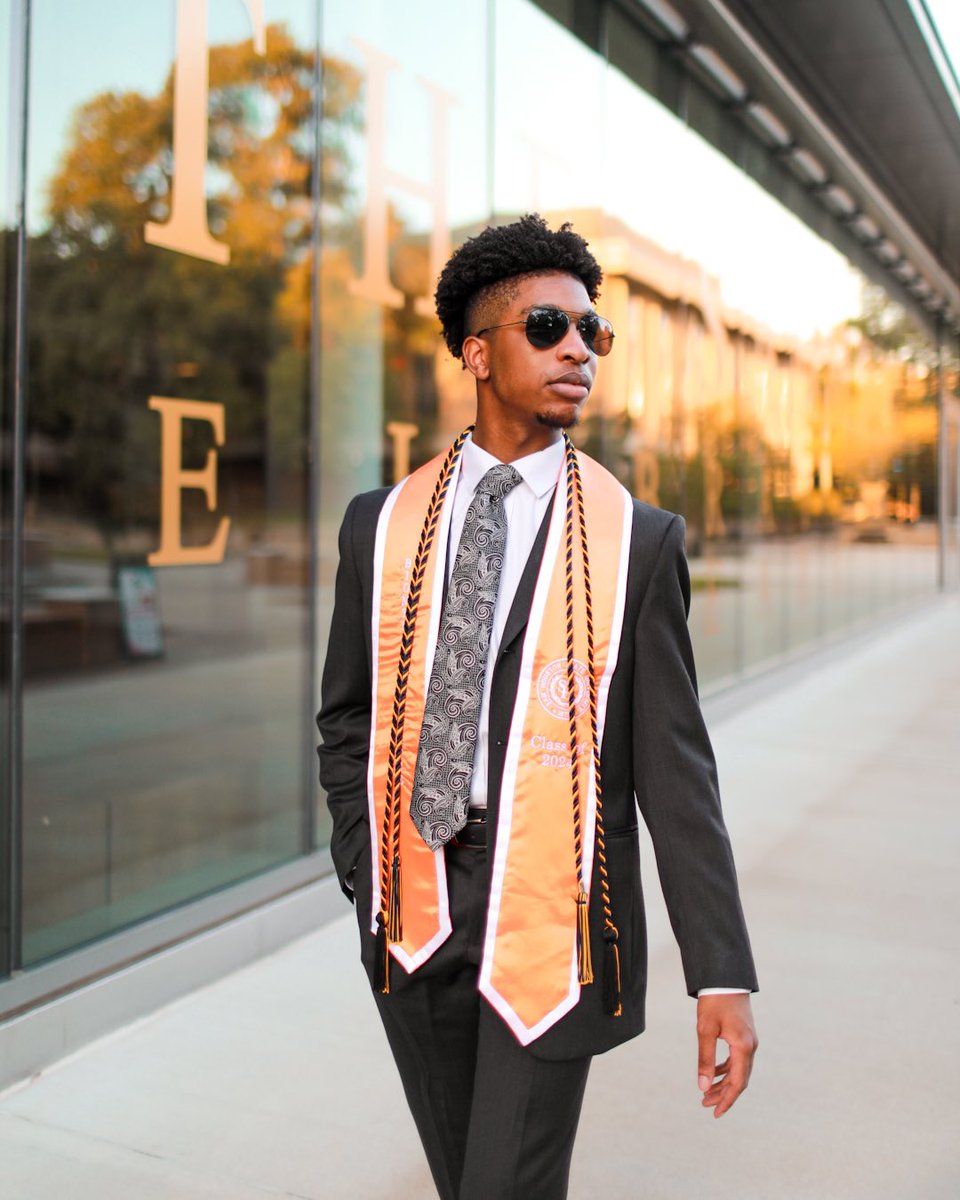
left=410, top=463, right=523, bottom=849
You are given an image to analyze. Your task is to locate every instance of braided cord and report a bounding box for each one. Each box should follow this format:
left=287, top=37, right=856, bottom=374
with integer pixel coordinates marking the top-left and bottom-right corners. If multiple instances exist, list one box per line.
left=563, top=438, right=594, bottom=985
left=562, top=439, right=586, bottom=893
left=379, top=427, right=474, bottom=932
left=568, top=441, right=620, bottom=954
left=564, top=436, right=621, bottom=1008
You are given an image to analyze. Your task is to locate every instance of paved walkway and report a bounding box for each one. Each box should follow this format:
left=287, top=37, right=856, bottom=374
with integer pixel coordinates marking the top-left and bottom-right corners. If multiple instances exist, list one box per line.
left=2, top=599, right=958, bottom=1199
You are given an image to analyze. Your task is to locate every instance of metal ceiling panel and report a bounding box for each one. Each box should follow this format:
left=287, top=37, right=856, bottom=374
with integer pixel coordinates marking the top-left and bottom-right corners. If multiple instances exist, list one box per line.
left=668, top=0, right=960, bottom=281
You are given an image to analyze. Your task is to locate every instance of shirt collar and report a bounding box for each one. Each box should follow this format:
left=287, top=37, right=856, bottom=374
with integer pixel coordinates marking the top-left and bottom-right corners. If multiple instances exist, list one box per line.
left=460, top=434, right=564, bottom=500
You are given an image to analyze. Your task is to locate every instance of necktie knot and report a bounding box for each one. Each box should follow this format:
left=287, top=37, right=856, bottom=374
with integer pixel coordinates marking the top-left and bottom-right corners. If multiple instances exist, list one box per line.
left=475, top=463, right=523, bottom=503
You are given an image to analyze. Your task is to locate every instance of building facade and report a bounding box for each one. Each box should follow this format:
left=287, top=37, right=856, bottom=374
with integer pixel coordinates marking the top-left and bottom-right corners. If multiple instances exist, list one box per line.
left=2, top=0, right=959, bottom=1086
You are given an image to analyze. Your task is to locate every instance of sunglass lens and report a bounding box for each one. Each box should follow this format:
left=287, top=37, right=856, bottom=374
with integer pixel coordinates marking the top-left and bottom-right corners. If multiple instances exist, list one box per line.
left=524, top=308, right=569, bottom=348
left=587, top=316, right=614, bottom=356
left=576, top=313, right=601, bottom=352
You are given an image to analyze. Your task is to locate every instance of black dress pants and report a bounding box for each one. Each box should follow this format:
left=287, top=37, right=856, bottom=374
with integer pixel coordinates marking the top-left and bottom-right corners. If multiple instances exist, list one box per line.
left=374, top=840, right=591, bottom=1200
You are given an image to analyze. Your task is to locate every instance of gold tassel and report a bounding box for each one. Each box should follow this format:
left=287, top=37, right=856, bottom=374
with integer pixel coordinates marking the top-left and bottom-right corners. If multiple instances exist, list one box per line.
left=387, top=854, right=403, bottom=942
left=602, top=927, right=622, bottom=1016
left=576, top=889, right=594, bottom=985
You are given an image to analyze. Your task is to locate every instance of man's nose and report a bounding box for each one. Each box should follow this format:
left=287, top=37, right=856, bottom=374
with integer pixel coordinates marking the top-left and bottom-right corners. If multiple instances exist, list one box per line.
left=557, top=325, right=592, bottom=362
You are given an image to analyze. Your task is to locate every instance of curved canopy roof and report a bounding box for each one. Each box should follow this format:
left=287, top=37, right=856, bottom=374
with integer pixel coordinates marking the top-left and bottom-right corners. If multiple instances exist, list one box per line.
left=723, top=1, right=960, bottom=272
left=664, top=0, right=960, bottom=329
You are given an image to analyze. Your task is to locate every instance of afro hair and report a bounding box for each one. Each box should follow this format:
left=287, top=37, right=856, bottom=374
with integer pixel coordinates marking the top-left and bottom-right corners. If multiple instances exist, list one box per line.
left=434, top=213, right=603, bottom=359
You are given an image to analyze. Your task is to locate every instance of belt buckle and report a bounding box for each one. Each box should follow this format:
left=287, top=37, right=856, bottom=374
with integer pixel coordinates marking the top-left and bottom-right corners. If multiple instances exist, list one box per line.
left=452, top=812, right=486, bottom=849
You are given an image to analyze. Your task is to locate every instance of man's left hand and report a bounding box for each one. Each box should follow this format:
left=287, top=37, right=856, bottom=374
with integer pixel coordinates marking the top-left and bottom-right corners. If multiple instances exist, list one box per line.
left=696, top=993, right=758, bottom=1118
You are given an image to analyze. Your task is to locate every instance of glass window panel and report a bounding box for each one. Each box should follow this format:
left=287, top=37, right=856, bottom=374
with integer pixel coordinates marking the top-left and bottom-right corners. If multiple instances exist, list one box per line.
left=315, top=0, right=491, bottom=846
left=493, top=0, right=633, bottom=493
left=942, top=387, right=960, bottom=591
left=603, top=29, right=941, bottom=678
left=1, top=0, right=19, bottom=976
left=494, top=2, right=605, bottom=219
left=22, top=0, right=316, bottom=965
left=496, top=2, right=941, bottom=686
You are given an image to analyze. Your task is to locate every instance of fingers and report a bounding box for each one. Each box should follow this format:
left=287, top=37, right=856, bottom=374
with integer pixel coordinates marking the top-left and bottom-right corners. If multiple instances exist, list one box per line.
left=701, top=1035, right=758, bottom=1117
left=697, top=1027, right=717, bottom=1095
left=698, top=1054, right=731, bottom=1101
left=698, top=1060, right=730, bottom=1107
left=695, top=994, right=759, bottom=1119
left=702, top=1041, right=750, bottom=1117
left=705, top=1057, right=730, bottom=1081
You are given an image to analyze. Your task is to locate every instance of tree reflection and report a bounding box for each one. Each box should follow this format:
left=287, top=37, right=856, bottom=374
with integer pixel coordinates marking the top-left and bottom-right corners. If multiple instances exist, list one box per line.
left=26, top=23, right=361, bottom=557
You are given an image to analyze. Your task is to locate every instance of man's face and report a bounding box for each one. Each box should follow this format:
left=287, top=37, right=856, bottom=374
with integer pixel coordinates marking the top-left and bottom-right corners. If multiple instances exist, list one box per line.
left=467, top=272, right=599, bottom=433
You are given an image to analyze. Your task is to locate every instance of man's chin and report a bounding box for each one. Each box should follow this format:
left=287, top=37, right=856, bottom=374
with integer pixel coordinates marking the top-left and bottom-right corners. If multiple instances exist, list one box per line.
left=535, top=409, right=581, bottom=431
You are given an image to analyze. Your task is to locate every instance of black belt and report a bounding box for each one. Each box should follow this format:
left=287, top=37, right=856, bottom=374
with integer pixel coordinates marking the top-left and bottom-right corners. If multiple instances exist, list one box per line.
left=450, top=809, right=487, bottom=849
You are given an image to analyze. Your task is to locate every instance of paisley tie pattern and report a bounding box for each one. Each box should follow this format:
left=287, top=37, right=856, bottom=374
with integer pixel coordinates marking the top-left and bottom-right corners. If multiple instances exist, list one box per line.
left=410, top=463, right=523, bottom=849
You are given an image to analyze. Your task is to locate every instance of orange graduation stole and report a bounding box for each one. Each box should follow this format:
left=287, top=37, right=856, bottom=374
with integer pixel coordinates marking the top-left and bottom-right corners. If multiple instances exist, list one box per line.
left=367, top=430, right=633, bottom=1044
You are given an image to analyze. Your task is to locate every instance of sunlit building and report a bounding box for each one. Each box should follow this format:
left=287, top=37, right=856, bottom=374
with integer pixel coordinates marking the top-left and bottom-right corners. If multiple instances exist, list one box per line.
left=1, top=0, right=958, bottom=1086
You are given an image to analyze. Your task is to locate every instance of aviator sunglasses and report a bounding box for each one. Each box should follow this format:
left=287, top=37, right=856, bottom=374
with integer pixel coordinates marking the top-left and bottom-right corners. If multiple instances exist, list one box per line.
left=475, top=306, right=615, bottom=356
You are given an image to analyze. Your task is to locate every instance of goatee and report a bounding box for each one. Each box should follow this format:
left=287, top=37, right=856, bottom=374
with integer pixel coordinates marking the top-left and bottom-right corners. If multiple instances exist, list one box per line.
left=536, top=411, right=581, bottom=430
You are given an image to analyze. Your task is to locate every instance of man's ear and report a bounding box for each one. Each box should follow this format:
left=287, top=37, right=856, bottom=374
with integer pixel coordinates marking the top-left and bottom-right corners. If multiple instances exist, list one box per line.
left=461, top=334, right=490, bottom=381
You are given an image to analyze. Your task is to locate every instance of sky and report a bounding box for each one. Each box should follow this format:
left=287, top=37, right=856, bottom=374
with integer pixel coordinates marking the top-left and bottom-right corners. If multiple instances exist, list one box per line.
left=916, top=0, right=960, bottom=113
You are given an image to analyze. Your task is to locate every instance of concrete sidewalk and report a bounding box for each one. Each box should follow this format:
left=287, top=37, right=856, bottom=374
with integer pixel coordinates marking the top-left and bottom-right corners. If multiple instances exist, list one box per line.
left=2, top=600, right=958, bottom=1199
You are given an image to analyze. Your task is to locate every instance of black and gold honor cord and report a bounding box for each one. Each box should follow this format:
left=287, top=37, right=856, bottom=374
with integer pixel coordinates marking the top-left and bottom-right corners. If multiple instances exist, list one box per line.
left=376, top=428, right=621, bottom=1018
left=563, top=433, right=622, bottom=1016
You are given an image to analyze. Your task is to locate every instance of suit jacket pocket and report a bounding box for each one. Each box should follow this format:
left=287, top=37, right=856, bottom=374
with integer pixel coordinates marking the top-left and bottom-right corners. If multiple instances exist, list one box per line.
left=351, top=836, right=374, bottom=936
left=605, top=823, right=639, bottom=840
left=600, top=822, right=646, bottom=1006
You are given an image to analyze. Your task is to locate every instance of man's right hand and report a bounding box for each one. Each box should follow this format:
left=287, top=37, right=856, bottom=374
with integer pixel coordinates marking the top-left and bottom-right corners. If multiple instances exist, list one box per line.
left=696, top=993, right=758, bottom=1118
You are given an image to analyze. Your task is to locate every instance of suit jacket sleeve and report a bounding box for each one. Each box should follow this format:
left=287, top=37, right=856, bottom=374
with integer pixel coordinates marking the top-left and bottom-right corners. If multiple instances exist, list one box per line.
left=317, top=495, right=372, bottom=900
left=632, top=513, right=759, bottom=996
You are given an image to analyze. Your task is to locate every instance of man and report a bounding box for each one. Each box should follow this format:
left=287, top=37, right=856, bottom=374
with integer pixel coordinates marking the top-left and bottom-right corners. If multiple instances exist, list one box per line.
left=318, top=214, right=758, bottom=1200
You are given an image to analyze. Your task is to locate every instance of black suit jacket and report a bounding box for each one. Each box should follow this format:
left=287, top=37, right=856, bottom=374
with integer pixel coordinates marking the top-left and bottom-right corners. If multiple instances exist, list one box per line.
left=317, top=484, right=758, bottom=1060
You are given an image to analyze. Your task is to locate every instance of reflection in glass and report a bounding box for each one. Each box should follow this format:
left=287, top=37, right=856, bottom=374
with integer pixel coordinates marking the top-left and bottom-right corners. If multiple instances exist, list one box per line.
left=1, top=0, right=18, bottom=975
left=490, top=0, right=942, bottom=687
left=4, top=0, right=956, bottom=972
left=315, top=1, right=491, bottom=849
left=22, top=3, right=316, bottom=964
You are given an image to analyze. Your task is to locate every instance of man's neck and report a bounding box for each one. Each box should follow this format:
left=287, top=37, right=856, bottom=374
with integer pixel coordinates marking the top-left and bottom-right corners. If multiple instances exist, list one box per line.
left=470, top=421, right=563, bottom=464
